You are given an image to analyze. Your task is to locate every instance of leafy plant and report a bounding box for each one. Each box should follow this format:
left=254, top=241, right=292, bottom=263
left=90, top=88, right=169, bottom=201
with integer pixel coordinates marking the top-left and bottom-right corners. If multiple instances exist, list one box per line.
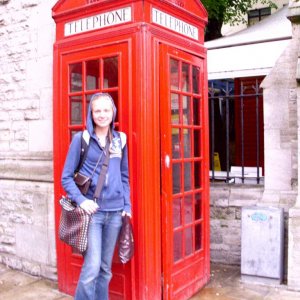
left=202, top=0, right=277, bottom=40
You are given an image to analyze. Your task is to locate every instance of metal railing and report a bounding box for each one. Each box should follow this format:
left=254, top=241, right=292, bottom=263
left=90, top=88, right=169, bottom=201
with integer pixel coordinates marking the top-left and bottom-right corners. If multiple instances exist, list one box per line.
left=208, top=78, right=264, bottom=184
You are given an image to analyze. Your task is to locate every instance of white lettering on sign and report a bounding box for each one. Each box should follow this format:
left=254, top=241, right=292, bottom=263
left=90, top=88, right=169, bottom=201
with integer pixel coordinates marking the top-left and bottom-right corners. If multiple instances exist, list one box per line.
left=152, top=8, right=198, bottom=40
left=64, top=7, right=132, bottom=36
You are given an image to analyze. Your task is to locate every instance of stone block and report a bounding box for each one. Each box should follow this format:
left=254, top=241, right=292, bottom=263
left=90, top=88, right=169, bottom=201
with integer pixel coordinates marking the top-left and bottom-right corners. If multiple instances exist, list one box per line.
left=1, top=235, right=15, bottom=245
left=230, top=186, right=263, bottom=202
left=0, top=158, right=53, bottom=182
left=223, top=233, right=241, bottom=248
left=31, top=194, right=48, bottom=227
left=264, top=129, right=281, bottom=150
left=210, top=207, right=236, bottom=220
left=8, top=111, right=25, bottom=123
left=264, top=90, right=289, bottom=129
left=21, top=0, right=39, bottom=9
left=16, top=224, right=49, bottom=264
left=264, top=149, right=292, bottom=190
left=214, top=198, right=229, bottom=207
left=24, top=110, right=40, bottom=120
left=37, top=24, right=55, bottom=58
left=210, top=232, right=223, bottom=244
left=21, top=261, right=41, bottom=276
left=42, top=265, right=58, bottom=281
left=1, top=256, right=22, bottom=270
left=29, top=120, right=53, bottom=152
left=0, top=141, right=9, bottom=151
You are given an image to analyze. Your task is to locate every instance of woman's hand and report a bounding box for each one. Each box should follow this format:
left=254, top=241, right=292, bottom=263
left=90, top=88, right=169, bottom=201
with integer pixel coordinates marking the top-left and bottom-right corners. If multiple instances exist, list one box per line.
left=122, top=211, right=132, bottom=218
left=80, top=200, right=99, bottom=215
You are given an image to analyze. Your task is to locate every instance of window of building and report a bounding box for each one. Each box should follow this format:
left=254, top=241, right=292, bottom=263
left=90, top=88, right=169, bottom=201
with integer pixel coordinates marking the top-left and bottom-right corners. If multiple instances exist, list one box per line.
left=208, top=77, right=264, bottom=184
left=248, top=7, right=271, bottom=26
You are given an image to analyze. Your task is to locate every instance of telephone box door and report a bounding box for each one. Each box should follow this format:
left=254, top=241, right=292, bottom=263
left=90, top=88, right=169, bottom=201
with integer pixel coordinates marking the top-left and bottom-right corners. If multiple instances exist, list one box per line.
left=56, top=42, right=132, bottom=299
left=160, top=45, right=210, bottom=300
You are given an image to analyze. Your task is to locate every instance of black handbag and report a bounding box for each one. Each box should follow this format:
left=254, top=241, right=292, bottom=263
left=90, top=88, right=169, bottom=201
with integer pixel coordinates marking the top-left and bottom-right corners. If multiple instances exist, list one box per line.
left=118, top=215, right=134, bottom=264
left=59, top=143, right=110, bottom=253
left=74, top=146, right=104, bottom=195
left=74, top=172, right=91, bottom=195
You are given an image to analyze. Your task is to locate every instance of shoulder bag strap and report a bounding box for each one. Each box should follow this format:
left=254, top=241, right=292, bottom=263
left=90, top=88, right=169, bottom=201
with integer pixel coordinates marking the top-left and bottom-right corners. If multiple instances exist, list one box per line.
left=93, top=142, right=110, bottom=200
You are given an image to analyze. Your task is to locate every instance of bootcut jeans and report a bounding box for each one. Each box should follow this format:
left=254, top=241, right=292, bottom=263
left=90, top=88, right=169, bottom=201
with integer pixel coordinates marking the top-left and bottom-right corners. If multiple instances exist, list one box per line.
left=74, top=210, right=122, bottom=300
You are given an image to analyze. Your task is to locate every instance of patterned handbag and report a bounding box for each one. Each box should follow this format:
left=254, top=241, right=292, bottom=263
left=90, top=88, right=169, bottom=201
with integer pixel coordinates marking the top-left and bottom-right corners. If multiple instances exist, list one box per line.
left=58, top=196, right=90, bottom=253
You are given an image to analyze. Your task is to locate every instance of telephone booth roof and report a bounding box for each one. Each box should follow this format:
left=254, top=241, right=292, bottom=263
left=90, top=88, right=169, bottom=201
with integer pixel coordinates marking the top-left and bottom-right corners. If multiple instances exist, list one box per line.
left=52, top=0, right=207, bottom=43
left=52, top=0, right=208, bottom=18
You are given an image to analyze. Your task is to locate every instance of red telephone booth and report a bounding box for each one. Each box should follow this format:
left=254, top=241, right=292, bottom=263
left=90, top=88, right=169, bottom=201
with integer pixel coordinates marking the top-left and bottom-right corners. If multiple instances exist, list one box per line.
left=52, top=1, right=210, bottom=299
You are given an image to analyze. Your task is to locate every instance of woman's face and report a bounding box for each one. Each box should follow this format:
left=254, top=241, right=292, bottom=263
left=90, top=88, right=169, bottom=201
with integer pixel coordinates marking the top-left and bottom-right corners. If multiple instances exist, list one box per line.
left=92, top=96, right=114, bottom=130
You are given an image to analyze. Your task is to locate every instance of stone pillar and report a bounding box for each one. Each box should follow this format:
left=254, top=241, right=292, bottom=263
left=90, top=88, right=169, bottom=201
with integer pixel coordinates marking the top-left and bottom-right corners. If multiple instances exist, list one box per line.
left=287, top=0, right=300, bottom=291
left=261, top=3, right=298, bottom=208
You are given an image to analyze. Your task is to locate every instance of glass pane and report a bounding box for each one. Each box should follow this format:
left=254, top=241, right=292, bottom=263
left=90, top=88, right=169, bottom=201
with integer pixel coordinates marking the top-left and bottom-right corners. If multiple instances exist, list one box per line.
left=173, top=231, right=182, bottom=262
left=171, top=93, right=180, bottom=123
left=185, top=227, right=193, bottom=256
left=103, top=56, right=118, bottom=88
left=173, top=198, right=182, bottom=228
left=172, top=163, right=181, bottom=194
left=70, top=63, right=82, bottom=92
left=195, top=223, right=202, bottom=251
left=195, top=193, right=202, bottom=220
left=183, top=129, right=192, bottom=158
left=184, top=162, right=192, bottom=191
left=193, top=66, right=200, bottom=94
left=70, top=96, right=82, bottom=125
left=170, top=58, right=179, bottom=90
left=182, top=62, right=190, bottom=92
left=184, top=195, right=193, bottom=224
left=194, top=130, right=201, bottom=157
left=172, top=128, right=180, bottom=159
left=193, top=97, right=201, bottom=125
left=86, top=60, right=99, bottom=90
left=183, top=96, right=191, bottom=125
left=194, top=161, right=202, bottom=189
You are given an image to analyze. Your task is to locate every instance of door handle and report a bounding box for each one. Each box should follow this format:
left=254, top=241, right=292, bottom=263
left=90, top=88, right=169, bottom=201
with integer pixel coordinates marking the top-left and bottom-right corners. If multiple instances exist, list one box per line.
left=165, top=155, right=170, bottom=168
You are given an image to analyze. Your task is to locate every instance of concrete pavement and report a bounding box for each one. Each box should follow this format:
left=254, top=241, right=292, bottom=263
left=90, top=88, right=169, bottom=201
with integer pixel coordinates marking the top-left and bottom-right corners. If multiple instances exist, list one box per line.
left=191, top=264, right=300, bottom=300
left=0, top=263, right=71, bottom=300
left=1, top=262, right=300, bottom=299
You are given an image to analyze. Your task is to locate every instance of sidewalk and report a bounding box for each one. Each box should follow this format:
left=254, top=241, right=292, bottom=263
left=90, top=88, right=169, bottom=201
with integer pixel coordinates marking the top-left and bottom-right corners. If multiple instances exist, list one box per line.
left=1, top=262, right=300, bottom=299
left=192, top=264, right=300, bottom=300
left=0, top=263, right=71, bottom=300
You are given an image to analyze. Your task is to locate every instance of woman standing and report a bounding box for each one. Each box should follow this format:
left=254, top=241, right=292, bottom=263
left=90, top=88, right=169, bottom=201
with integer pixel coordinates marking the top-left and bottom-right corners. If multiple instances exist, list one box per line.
left=61, top=93, right=131, bottom=300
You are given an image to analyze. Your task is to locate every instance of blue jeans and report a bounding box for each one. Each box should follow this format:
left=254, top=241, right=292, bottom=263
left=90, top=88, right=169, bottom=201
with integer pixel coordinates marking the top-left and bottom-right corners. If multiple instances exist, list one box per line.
left=74, top=210, right=122, bottom=300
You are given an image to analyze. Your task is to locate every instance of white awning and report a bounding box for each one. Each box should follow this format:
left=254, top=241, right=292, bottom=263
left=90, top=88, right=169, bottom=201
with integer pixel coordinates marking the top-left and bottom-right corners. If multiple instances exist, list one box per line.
left=207, top=38, right=291, bottom=79
left=205, top=5, right=292, bottom=80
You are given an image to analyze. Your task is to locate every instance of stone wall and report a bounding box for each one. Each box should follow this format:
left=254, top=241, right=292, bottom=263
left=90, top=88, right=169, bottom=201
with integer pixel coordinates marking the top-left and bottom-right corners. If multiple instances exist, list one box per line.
left=210, top=183, right=295, bottom=280
left=210, top=185, right=264, bottom=265
left=0, top=0, right=57, bottom=279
